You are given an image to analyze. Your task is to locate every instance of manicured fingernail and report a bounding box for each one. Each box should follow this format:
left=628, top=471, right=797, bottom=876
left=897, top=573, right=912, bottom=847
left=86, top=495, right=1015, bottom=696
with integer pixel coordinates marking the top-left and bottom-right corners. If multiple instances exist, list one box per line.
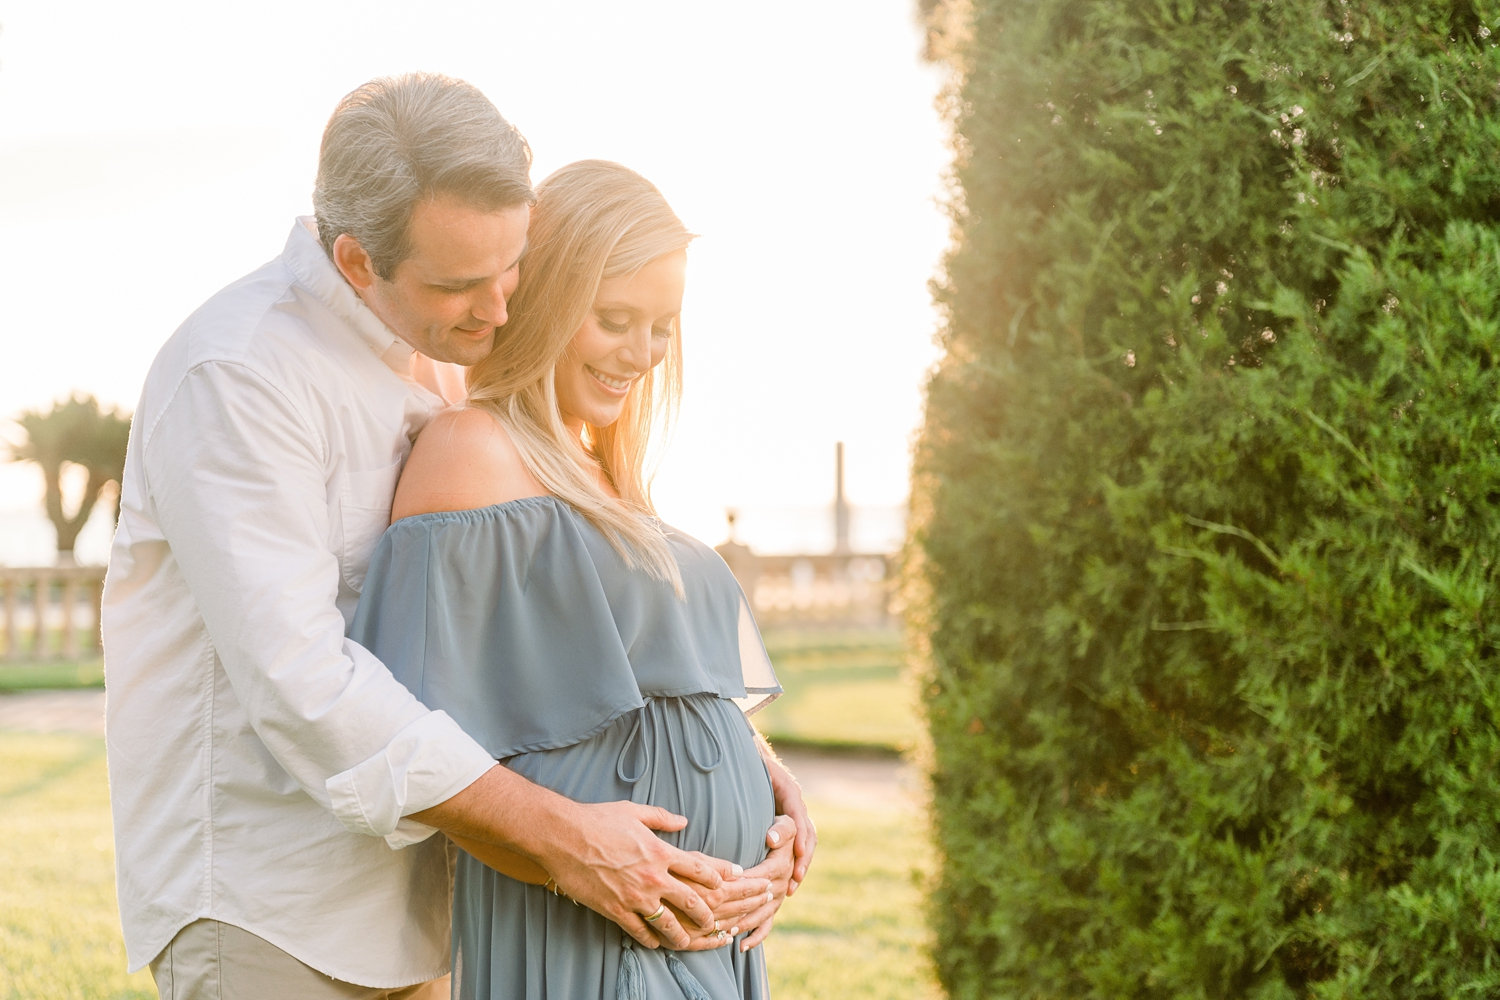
left=766, top=889, right=774, bottom=904
left=788, top=879, right=799, bottom=895
left=731, top=863, right=743, bottom=875
left=768, top=830, right=781, bottom=845
left=730, top=926, right=740, bottom=936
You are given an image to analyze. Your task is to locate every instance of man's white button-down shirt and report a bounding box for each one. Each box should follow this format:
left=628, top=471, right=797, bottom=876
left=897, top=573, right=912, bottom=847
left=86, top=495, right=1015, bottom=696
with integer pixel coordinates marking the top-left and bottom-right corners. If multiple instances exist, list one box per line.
left=102, top=218, right=496, bottom=986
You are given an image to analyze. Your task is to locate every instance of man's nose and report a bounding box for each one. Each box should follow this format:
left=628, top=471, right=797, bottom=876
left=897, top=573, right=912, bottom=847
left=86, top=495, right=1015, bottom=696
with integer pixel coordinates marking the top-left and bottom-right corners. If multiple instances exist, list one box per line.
left=470, top=278, right=509, bottom=326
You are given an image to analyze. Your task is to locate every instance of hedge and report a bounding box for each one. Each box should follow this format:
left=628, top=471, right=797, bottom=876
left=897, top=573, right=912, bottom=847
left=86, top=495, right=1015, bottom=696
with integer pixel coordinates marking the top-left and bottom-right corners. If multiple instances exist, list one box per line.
left=910, top=2, right=1500, bottom=996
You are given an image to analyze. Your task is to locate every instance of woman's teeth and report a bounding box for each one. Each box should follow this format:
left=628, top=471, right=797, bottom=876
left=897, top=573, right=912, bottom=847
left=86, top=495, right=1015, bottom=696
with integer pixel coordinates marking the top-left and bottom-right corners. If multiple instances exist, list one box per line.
left=588, top=367, right=631, bottom=390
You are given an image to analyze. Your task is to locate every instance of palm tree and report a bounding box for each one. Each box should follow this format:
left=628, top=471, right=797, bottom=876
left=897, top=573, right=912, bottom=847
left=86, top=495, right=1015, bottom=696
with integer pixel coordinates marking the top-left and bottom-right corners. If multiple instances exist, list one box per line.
left=7, top=394, right=132, bottom=564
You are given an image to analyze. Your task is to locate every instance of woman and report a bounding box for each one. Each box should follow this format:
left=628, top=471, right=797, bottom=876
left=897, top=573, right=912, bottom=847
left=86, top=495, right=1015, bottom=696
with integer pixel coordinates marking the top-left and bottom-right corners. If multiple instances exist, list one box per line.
left=351, top=161, right=798, bottom=998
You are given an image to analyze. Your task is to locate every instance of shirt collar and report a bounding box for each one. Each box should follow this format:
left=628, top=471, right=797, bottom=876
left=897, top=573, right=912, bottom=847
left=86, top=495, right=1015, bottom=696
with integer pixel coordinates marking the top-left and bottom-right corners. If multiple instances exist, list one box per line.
left=281, top=217, right=416, bottom=377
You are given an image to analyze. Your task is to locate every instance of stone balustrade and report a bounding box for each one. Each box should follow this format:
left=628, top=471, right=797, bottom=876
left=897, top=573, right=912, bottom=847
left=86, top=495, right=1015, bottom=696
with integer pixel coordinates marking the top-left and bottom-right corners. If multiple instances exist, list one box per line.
left=716, top=544, right=896, bottom=627
left=0, top=565, right=105, bottom=661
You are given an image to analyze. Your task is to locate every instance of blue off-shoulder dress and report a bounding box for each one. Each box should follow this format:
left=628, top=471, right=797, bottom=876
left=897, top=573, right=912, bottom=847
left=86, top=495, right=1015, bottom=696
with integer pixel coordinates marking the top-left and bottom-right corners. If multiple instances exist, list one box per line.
left=350, top=495, right=782, bottom=1000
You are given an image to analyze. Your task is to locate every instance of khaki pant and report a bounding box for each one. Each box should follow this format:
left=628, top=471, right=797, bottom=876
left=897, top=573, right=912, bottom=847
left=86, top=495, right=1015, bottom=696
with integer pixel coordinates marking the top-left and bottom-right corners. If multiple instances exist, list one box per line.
left=150, top=919, right=450, bottom=1000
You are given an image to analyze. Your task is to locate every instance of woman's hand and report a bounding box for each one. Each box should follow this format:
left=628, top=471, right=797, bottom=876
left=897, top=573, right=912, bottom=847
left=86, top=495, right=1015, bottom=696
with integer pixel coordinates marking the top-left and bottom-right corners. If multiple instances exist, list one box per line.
left=649, top=852, right=773, bottom=952
left=675, top=814, right=797, bottom=953
left=729, top=815, right=797, bottom=951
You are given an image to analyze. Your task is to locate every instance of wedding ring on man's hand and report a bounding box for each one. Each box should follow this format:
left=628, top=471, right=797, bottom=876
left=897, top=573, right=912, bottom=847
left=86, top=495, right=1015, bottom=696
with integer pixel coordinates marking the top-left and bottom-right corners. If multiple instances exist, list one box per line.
left=644, top=904, right=667, bottom=922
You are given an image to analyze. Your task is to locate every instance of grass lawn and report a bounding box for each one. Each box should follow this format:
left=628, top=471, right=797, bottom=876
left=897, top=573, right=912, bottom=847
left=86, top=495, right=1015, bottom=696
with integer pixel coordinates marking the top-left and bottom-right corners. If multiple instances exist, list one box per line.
left=0, top=657, right=104, bottom=693
left=755, top=625, right=920, bottom=754
left=764, top=798, right=940, bottom=999
left=0, top=732, right=155, bottom=999
left=0, top=729, right=938, bottom=1000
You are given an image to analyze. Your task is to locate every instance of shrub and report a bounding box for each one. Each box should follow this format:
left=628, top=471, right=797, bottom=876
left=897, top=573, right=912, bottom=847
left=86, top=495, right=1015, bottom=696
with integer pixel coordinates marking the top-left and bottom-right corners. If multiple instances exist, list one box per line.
left=910, top=1, right=1500, bottom=996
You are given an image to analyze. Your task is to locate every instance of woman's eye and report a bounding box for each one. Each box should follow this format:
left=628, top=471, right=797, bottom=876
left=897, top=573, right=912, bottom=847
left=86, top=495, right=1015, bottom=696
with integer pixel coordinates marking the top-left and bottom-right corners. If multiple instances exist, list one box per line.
left=597, top=315, right=630, bottom=334
left=651, top=326, right=674, bottom=340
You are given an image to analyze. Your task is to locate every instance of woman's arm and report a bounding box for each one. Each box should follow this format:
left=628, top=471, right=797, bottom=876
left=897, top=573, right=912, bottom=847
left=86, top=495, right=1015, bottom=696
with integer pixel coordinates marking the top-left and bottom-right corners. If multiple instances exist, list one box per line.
left=755, top=731, right=817, bottom=893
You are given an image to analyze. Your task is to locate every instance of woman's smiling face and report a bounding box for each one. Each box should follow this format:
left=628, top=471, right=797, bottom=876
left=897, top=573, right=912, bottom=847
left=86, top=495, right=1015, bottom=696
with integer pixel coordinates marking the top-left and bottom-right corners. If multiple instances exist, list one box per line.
left=555, top=250, right=686, bottom=436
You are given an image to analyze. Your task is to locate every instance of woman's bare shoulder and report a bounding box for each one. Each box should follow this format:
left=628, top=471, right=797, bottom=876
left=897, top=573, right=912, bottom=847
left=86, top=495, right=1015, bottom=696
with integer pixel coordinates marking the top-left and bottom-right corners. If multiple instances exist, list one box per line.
left=391, top=406, right=547, bottom=521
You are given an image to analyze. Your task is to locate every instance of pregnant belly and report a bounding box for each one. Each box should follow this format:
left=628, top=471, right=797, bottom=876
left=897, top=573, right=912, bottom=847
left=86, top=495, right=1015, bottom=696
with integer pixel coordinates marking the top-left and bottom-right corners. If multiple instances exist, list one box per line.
left=502, top=693, right=775, bottom=869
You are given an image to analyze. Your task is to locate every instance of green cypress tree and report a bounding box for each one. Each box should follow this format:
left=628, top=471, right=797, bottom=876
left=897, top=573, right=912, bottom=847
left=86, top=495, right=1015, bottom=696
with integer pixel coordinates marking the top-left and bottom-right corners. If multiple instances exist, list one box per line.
left=911, top=1, right=1500, bottom=996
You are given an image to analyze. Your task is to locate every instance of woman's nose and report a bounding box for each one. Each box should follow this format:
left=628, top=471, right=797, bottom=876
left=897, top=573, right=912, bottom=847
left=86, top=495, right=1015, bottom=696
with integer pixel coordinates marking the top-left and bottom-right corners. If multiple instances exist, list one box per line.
left=618, top=326, right=651, bottom=369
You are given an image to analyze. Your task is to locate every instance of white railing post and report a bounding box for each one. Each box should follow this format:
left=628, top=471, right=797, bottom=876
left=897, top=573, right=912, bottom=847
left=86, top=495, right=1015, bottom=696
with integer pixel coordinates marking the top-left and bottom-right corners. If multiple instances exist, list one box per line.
left=0, top=566, right=107, bottom=663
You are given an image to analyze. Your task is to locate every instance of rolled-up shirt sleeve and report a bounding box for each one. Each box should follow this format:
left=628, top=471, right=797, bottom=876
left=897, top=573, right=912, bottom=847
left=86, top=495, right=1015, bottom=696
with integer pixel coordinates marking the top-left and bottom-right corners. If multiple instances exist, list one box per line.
left=143, top=359, right=495, bottom=842
left=328, top=708, right=496, bottom=846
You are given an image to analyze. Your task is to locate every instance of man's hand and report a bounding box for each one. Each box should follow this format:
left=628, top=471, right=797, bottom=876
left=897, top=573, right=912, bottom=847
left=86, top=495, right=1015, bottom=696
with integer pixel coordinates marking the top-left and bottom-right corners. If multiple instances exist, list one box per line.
left=412, top=765, right=726, bottom=949
left=532, top=798, right=732, bottom=949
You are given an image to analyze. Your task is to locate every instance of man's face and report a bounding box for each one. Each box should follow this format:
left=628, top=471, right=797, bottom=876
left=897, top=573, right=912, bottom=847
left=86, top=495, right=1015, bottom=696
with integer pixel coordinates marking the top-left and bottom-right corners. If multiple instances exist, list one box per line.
left=347, top=194, right=530, bottom=366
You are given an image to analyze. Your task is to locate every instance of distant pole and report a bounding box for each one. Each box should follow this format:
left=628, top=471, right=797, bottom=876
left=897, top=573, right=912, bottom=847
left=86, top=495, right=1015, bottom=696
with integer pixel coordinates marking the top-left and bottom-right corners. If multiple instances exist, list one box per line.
left=834, top=441, right=851, bottom=554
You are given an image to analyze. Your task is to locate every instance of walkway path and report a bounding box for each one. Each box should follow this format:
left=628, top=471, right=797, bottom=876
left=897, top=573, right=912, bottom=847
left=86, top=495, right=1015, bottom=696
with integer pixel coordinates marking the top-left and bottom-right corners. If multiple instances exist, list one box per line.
left=0, top=688, right=921, bottom=813
left=0, top=688, right=105, bottom=735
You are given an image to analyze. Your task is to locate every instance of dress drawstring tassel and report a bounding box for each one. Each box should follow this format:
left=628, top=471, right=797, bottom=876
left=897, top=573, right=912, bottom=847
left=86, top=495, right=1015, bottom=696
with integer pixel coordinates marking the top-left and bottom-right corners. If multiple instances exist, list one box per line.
left=615, top=940, right=716, bottom=999
left=667, top=953, right=714, bottom=1000
left=617, top=941, right=645, bottom=1000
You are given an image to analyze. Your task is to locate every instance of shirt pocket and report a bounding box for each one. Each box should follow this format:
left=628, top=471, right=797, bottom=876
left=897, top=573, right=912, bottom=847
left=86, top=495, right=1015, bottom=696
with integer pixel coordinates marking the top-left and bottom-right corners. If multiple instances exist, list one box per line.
left=338, top=460, right=402, bottom=594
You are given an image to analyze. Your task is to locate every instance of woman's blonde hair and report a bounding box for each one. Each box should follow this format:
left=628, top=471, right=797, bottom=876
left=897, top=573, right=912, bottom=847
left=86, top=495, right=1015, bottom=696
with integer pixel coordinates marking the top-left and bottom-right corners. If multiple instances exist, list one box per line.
left=466, top=160, right=694, bottom=589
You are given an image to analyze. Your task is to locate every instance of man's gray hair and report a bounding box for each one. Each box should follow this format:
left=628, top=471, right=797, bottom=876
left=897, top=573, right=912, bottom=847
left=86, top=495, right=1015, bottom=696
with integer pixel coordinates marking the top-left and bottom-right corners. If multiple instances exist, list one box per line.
left=313, top=72, right=534, bottom=278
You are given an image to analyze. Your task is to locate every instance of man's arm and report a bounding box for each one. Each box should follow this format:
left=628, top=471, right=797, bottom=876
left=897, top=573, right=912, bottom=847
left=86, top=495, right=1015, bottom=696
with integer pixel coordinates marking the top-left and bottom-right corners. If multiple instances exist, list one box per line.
left=441, top=796, right=775, bottom=951
left=413, top=764, right=730, bottom=948
left=145, top=361, right=493, bottom=824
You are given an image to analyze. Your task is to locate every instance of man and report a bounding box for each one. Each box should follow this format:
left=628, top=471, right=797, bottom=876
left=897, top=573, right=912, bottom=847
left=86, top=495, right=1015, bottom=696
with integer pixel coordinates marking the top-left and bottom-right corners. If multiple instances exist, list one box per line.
left=103, top=73, right=812, bottom=999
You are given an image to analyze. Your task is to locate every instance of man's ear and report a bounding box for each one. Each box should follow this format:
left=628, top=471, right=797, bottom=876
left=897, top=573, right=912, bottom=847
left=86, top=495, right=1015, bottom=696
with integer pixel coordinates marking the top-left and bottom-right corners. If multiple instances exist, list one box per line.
left=333, top=234, right=378, bottom=292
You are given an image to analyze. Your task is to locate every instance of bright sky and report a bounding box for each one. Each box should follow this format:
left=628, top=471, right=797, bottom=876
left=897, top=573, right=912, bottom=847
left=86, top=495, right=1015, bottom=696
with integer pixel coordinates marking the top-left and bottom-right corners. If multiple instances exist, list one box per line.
left=0, top=0, right=950, bottom=552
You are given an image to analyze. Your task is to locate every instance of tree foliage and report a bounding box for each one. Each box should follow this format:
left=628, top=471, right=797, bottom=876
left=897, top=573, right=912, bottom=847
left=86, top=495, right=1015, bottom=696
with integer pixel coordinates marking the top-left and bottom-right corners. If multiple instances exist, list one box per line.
left=910, top=1, right=1500, bottom=996
left=8, top=394, right=131, bottom=561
